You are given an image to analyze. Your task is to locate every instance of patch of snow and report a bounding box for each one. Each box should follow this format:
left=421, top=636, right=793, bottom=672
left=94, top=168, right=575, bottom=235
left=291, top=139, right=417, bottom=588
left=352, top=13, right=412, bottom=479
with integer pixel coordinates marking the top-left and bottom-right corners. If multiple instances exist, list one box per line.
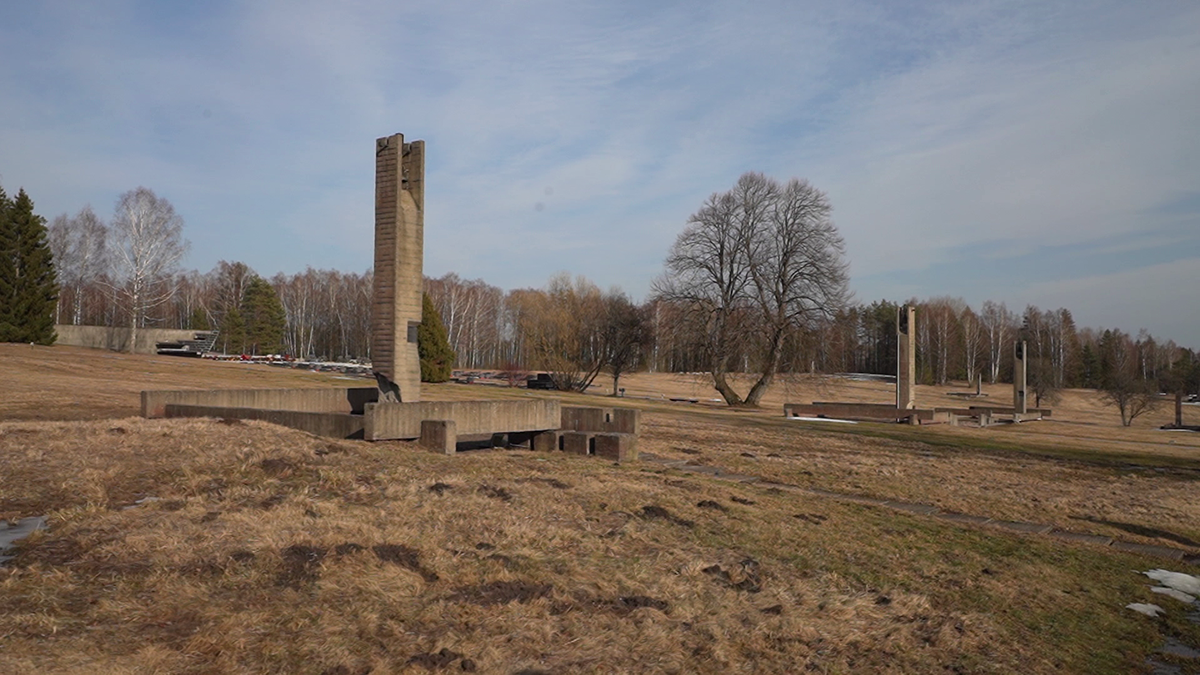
left=1127, top=603, right=1166, bottom=617
left=1145, top=570, right=1200, bottom=596
left=1151, top=586, right=1198, bottom=605
left=788, top=416, right=859, bottom=424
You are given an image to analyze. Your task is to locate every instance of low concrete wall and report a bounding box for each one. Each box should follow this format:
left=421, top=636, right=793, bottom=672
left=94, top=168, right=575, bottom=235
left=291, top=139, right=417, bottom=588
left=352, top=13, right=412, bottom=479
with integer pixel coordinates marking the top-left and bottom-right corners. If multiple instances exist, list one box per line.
left=163, top=404, right=364, bottom=439
left=364, top=399, right=561, bottom=441
left=55, top=324, right=200, bottom=355
left=785, top=402, right=935, bottom=422
left=143, top=387, right=379, bottom=418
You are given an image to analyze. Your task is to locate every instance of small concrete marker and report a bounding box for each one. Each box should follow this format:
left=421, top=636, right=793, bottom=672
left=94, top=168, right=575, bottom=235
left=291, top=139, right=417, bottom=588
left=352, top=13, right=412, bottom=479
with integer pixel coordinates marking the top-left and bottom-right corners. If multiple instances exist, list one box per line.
left=419, top=420, right=456, bottom=455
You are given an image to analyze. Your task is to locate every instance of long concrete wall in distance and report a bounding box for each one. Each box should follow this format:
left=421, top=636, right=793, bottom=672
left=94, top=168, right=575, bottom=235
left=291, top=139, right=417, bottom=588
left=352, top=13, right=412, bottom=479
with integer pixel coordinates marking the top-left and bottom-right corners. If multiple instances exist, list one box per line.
left=364, top=399, right=561, bottom=441
left=56, top=325, right=200, bottom=355
left=143, top=387, right=379, bottom=418
left=164, top=404, right=365, bottom=439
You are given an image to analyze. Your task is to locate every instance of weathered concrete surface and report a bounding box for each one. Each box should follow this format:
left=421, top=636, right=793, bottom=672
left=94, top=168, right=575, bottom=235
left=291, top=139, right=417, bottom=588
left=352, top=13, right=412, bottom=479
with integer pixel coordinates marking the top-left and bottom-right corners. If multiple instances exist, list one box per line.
left=561, top=431, right=592, bottom=455
left=363, top=399, right=561, bottom=441
left=594, top=433, right=638, bottom=462
left=785, top=402, right=935, bottom=423
left=56, top=325, right=201, bottom=355
left=143, top=387, right=378, bottom=418
left=897, top=304, right=916, bottom=410
left=371, top=133, right=424, bottom=402
left=531, top=430, right=560, bottom=453
left=420, top=420, right=457, bottom=455
left=1013, top=340, right=1029, bottom=414
left=163, top=404, right=365, bottom=439
left=561, top=406, right=640, bottom=434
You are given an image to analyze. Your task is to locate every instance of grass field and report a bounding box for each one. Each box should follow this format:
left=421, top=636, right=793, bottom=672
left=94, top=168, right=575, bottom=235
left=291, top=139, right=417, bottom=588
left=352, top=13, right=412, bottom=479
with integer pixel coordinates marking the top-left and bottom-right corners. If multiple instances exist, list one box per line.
left=2, top=343, right=1199, bottom=673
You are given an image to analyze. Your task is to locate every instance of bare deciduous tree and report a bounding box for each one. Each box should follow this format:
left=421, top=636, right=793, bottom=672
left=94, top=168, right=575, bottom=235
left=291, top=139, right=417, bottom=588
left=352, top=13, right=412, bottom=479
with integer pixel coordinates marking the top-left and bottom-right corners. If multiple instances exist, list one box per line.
left=47, top=206, right=107, bottom=325
left=108, top=188, right=188, bottom=352
left=654, top=172, right=849, bottom=406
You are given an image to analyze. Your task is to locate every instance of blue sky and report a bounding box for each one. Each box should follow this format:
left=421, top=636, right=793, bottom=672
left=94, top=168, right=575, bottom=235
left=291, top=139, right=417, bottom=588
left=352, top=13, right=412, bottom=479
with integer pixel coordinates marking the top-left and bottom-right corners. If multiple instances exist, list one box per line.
left=1, top=0, right=1197, bottom=346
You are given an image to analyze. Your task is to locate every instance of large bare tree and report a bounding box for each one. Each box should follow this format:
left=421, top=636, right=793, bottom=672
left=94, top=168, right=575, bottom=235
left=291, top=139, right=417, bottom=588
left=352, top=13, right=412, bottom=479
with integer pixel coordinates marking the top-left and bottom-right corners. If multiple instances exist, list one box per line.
left=654, top=172, right=849, bottom=406
left=108, top=188, right=188, bottom=353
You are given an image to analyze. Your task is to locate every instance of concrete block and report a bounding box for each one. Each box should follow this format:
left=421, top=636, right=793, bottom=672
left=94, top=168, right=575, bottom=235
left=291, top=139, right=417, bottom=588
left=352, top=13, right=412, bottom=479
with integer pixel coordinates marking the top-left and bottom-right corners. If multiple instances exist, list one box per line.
left=561, top=406, right=609, bottom=432
left=561, top=431, right=592, bottom=455
left=883, top=501, right=940, bottom=515
left=420, top=420, right=457, bottom=455
left=594, top=433, right=637, bottom=462
left=531, top=430, right=560, bottom=453
left=611, top=408, right=640, bottom=434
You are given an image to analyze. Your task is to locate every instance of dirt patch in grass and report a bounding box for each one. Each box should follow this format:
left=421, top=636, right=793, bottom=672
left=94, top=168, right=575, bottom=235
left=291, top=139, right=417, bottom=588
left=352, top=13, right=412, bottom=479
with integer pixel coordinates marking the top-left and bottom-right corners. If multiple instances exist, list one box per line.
left=448, top=580, right=554, bottom=606
left=372, top=544, right=439, bottom=582
left=640, top=504, right=695, bottom=528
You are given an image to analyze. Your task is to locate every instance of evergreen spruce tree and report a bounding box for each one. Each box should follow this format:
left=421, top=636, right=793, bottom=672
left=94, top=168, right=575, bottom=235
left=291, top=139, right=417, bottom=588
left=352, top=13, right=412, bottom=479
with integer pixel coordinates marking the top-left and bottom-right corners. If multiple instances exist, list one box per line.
left=0, top=186, right=58, bottom=344
left=240, top=276, right=286, bottom=356
left=418, top=292, right=455, bottom=382
left=221, top=308, right=247, bottom=355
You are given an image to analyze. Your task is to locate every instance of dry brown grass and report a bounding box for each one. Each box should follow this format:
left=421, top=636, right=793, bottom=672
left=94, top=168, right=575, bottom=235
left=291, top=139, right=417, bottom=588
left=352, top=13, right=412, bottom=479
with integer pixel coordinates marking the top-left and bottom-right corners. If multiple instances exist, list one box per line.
left=2, top=345, right=1199, bottom=673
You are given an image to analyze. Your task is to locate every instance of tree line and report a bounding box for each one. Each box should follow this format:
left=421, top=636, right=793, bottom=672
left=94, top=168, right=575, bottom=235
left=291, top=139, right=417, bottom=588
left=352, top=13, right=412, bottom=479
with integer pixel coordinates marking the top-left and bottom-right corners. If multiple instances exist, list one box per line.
left=7, top=176, right=1198, bottom=420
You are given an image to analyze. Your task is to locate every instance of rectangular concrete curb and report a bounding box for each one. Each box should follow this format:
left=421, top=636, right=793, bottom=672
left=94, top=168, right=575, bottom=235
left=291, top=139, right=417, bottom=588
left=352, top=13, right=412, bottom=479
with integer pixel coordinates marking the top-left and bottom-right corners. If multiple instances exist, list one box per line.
left=883, top=501, right=940, bottom=515
left=989, top=520, right=1053, bottom=535
left=933, top=512, right=993, bottom=525
left=1047, top=530, right=1115, bottom=546
left=1110, top=540, right=1186, bottom=560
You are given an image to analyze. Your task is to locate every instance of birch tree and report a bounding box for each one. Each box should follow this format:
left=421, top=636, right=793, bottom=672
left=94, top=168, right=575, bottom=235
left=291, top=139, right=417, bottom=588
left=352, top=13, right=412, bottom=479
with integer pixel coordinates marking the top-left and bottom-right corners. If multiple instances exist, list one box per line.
left=108, top=188, right=188, bottom=352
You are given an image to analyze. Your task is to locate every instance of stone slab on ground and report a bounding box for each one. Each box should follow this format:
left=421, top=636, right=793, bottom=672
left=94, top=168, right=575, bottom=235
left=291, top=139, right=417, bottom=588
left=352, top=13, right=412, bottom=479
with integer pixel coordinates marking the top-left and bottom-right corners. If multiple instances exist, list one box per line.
left=933, top=512, right=993, bottom=526
left=884, top=501, right=941, bottom=515
left=989, top=520, right=1054, bottom=535
left=1047, top=530, right=1115, bottom=546
left=1111, top=540, right=1186, bottom=561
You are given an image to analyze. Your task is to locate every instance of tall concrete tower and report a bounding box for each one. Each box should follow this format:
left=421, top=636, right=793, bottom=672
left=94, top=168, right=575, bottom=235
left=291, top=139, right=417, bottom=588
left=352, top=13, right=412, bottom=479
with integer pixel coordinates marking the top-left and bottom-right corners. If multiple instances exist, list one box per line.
left=897, top=304, right=916, bottom=410
left=1013, top=340, right=1028, bottom=414
left=371, top=133, right=424, bottom=402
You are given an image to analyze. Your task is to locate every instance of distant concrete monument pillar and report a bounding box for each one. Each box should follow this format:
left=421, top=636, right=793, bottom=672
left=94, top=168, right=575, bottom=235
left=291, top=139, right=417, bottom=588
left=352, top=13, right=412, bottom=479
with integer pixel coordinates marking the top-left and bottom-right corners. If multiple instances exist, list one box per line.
left=896, top=304, right=916, bottom=410
left=1013, top=340, right=1028, bottom=414
left=371, top=133, right=425, bottom=402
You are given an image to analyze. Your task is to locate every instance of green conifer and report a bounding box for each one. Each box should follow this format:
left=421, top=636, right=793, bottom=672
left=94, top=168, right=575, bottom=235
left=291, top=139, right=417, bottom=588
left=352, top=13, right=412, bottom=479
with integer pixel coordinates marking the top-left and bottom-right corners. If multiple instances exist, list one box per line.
left=418, top=292, right=455, bottom=382
left=240, top=276, right=286, bottom=356
left=0, top=186, right=58, bottom=344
